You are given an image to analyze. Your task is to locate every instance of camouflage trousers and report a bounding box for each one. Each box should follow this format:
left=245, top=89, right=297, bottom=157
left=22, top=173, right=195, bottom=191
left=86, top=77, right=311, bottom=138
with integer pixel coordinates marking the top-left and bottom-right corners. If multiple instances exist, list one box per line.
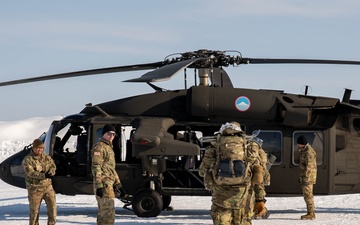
left=302, top=184, right=315, bottom=213
left=95, top=185, right=115, bottom=225
left=210, top=204, right=251, bottom=225
left=27, top=184, right=56, bottom=225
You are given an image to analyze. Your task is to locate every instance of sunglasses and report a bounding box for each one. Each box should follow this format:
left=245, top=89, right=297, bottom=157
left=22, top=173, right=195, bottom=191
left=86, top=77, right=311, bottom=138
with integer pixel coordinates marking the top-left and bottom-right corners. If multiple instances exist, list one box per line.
left=107, top=132, right=116, bottom=136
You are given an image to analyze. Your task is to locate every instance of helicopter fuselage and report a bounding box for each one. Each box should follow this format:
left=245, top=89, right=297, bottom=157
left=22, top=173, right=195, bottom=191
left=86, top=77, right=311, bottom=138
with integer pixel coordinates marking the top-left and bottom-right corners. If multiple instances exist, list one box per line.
left=1, top=86, right=359, bottom=199
left=1, top=48, right=360, bottom=217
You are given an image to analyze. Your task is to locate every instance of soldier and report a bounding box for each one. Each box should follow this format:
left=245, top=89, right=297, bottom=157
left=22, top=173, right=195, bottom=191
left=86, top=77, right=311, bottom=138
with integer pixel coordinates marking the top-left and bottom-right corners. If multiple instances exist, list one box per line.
left=297, top=135, right=317, bottom=220
left=22, top=139, right=57, bottom=225
left=199, top=122, right=263, bottom=225
left=92, top=124, right=125, bottom=225
left=249, top=139, right=271, bottom=220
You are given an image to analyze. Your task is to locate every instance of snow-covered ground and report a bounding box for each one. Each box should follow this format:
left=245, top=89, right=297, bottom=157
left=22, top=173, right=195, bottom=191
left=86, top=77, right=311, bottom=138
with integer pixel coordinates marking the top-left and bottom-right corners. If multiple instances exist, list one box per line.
left=1, top=117, right=360, bottom=224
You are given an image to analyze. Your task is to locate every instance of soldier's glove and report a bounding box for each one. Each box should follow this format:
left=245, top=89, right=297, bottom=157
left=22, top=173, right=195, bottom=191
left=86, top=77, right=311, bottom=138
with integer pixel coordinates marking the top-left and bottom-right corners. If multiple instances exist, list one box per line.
left=44, top=172, right=53, bottom=179
left=252, top=165, right=264, bottom=185
left=96, top=188, right=104, bottom=198
left=253, top=201, right=265, bottom=213
left=114, top=185, right=126, bottom=198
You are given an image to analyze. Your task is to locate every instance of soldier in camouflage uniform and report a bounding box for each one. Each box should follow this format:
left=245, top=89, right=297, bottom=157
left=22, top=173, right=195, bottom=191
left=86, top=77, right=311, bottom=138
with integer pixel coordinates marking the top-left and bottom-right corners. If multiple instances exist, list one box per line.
left=199, top=122, right=263, bottom=225
left=297, top=135, right=317, bottom=220
left=22, top=139, right=57, bottom=225
left=92, top=124, right=125, bottom=225
left=249, top=140, right=271, bottom=220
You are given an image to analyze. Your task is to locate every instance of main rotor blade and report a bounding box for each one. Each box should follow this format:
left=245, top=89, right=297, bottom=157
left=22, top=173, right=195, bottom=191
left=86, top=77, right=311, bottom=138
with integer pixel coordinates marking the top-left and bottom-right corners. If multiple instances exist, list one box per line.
left=243, top=58, right=360, bottom=65
left=124, top=58, right=206, bottom=82
left=0, top=62, right=164, bottom=87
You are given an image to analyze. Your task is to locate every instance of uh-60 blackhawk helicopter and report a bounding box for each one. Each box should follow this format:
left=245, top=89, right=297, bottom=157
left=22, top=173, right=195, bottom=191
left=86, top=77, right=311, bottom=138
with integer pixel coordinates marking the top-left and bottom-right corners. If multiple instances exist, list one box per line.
left=1, top=49, right=360, bottom=217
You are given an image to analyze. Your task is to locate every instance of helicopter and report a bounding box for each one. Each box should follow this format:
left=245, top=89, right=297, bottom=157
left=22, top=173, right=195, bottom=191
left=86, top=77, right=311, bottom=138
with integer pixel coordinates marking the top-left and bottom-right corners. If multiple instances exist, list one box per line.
left=1, top=49, right=360, bottom=217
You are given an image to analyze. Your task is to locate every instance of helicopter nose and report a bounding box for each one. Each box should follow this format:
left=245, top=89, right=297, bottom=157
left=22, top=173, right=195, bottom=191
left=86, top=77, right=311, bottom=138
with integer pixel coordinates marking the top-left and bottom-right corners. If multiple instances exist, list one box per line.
left=0, top=151, right=27, bottom=189
left=0, top=159, right=11, bottom=183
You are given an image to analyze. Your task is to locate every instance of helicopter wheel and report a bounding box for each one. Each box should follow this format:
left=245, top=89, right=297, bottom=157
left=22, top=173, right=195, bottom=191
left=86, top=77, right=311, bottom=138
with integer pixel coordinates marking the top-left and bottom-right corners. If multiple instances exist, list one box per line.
left=162, top=195, right=172, bottom=210
left=132, top=189, right=163, bottom=217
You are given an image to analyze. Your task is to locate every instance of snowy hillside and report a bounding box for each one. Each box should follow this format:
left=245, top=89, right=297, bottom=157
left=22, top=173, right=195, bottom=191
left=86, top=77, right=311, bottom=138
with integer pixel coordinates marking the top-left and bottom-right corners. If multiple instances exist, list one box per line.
left=0, top=116, right=61, bottom=141
left=0, top=116, right=61, bottom=161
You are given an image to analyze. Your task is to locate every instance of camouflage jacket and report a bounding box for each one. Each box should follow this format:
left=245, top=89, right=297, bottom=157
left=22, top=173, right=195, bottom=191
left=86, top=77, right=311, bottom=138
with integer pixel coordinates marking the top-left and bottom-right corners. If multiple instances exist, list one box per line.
left=199, top=135, right=259, bottom=209
left=91, top=138, right=121, bottom=189
left=22, top=150, right=56, bottom=188
left=258, top=147, right=271, bottom=186
left=299, top=144, right=317, bottom=185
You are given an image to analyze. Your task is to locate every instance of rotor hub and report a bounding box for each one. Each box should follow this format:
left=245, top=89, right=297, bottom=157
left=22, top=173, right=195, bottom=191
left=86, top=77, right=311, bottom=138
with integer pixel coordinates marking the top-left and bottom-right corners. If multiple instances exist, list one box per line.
left=164, top=49, right=244, bottom=68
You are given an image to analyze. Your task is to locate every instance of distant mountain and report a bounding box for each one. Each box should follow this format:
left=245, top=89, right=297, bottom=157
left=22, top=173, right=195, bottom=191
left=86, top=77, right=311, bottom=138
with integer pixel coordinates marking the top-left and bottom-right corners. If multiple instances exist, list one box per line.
left=0, top=116, right=61, bottom=141
left=0, top=116, right=62, bottom=161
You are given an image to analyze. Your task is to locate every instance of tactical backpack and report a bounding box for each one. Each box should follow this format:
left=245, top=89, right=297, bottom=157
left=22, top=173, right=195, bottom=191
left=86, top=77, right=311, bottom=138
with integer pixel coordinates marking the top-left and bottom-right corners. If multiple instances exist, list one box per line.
left=246, top=135, right=275, bottom=186
left=211, top=135, right=252, bottom=186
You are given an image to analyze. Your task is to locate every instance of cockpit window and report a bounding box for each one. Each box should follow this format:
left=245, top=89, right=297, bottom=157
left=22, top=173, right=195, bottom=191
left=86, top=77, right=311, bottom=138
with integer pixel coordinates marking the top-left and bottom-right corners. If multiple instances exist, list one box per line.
left=51, top=122, right=88, bottom=176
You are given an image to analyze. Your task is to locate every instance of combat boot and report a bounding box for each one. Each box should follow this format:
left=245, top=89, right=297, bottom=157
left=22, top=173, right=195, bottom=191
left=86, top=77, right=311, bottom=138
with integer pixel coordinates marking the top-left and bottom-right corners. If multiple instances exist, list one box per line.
left=300, top=212, right=315, bottom=220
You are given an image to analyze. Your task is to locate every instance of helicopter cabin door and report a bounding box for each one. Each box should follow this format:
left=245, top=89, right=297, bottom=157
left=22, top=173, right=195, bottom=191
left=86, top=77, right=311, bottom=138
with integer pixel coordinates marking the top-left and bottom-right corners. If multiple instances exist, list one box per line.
left=253, top=129, right=329, bottom=195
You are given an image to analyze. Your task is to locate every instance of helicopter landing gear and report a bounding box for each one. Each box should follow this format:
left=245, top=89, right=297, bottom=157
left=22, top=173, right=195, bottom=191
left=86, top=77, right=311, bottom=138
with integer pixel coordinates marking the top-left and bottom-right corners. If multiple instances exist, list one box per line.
left=132, top=189, right=163, bottom=217
left=162, top=195, right=172, bottom=210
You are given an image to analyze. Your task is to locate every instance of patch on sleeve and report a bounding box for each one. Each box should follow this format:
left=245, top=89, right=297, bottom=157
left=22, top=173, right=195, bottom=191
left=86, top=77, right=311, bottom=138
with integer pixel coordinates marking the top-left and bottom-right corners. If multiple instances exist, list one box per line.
left=93, top=152, right=101, bottom=156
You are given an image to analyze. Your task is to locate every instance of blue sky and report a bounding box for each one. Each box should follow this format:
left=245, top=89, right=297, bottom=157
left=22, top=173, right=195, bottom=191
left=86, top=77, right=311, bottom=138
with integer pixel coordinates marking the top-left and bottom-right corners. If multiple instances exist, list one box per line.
left=0, top=1, right=360, bottom=121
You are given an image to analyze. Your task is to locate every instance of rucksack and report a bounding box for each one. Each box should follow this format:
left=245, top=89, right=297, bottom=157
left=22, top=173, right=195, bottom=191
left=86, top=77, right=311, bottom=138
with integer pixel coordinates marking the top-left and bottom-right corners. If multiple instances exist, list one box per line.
left=211, top=135, right=252, bottom=186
